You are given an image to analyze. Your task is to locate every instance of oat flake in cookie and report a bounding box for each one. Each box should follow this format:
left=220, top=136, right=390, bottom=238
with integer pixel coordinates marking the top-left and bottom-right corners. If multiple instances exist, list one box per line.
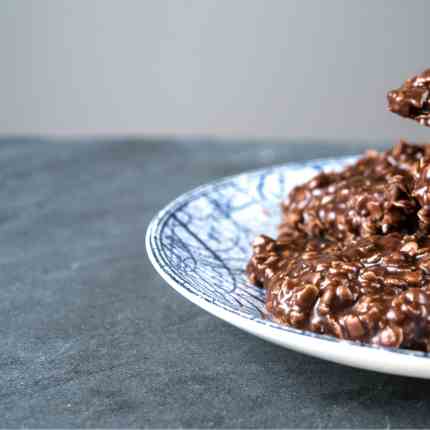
left=247, top=141, right=430, bottom=351
left=388, top=69, right=430, bottom=126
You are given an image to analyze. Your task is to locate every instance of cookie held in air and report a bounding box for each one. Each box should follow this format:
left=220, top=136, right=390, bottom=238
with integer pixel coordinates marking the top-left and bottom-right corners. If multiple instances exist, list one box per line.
left=388, top=68, right=430, bottom=126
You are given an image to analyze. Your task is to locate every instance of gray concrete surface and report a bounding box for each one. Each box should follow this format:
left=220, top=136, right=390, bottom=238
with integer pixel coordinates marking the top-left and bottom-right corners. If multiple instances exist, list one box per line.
left=1, top=137, right=430, bottom=428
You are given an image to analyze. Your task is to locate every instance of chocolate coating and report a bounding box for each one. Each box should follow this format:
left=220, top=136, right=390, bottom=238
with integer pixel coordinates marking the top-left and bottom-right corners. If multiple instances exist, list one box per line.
left=280, top=141, right=430, bottom=240
left=247, top=142, right=430, bottom=351
left=388, top=69, right=430, bottom=126
left=247, top=232, right=430, bottom=350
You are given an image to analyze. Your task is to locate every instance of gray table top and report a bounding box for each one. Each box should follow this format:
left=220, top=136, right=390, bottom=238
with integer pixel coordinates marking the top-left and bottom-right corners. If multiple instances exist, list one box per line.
left=2, top=137, right=429, bottom=428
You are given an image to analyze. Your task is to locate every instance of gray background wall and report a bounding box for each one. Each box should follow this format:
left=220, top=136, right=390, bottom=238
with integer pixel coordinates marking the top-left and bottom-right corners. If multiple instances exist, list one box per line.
left=2, top=0, right=430, bottom=142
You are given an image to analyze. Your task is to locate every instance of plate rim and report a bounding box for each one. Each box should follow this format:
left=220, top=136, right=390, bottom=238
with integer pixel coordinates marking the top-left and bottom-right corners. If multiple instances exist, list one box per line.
left=146, top=155, right=430, bottom=370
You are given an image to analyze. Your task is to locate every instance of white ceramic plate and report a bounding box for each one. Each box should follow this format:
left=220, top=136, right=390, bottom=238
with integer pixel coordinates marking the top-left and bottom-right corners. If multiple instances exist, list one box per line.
left=146, top=156, right=430, bottom=378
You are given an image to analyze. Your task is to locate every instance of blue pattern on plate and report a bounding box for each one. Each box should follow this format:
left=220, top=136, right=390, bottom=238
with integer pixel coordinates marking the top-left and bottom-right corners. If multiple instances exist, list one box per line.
left=147, top=156, right=430, bottom=358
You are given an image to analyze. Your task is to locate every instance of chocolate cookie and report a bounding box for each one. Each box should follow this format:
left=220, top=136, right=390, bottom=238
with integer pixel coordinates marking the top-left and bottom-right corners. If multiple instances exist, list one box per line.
left=388, top=69, right=430, bottom=126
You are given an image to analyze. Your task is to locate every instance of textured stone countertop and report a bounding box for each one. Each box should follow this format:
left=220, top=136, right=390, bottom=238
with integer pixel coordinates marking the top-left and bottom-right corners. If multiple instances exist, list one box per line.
left=2, top=137, right=430, bottom=428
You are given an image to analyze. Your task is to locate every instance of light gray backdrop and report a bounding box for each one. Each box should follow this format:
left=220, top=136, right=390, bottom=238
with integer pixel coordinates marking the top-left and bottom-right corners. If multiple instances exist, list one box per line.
left=2, top=0, right=430, bottom=142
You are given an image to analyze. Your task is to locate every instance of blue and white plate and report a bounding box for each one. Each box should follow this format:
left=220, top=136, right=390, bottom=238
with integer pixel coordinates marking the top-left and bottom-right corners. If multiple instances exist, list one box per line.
left=146, top=156, right=430, bottom=378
